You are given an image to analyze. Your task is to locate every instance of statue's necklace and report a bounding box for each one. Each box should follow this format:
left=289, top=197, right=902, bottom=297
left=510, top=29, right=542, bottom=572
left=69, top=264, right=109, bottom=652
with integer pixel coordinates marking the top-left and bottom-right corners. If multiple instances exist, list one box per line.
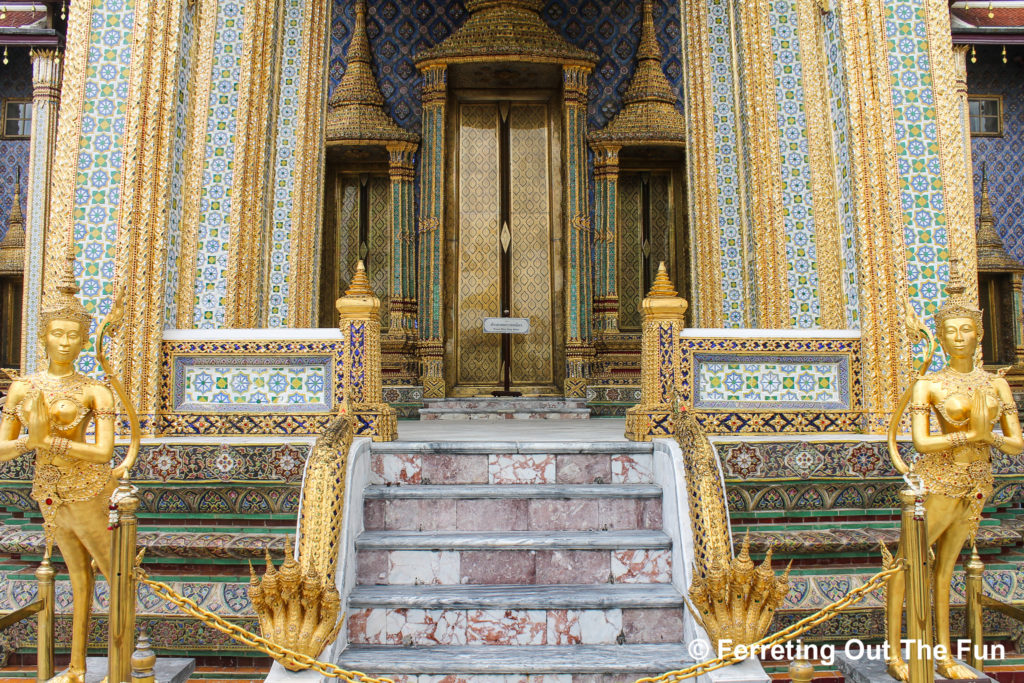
left=934, top=366, right=993, bottom=427
left=18, top=372, right=91, bottom=432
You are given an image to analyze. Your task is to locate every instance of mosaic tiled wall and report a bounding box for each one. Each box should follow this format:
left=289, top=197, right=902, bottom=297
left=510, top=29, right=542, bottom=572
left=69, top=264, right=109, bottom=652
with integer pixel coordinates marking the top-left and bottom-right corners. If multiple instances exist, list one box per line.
left=191, top=0, right=245, bottom=328
left=680, top=335, right=863, bottom=432
left=266, top=0, right=305, bottom=328
left=158, top=338, right=344, bottom=434
left=769, top=1, right=823, bottom=328
left=821, top=9, right=861, bottom=328
left=163, top=3, right=197, bottom=327
left=72, top=0, right=137, bottom=373
left=884, top=0, right=949, bottom=323
left=706, top=0, right=749, bottom=328
left=968, top=46, right=1024, bottom=262
left=0, top=47, right=31, bottom=243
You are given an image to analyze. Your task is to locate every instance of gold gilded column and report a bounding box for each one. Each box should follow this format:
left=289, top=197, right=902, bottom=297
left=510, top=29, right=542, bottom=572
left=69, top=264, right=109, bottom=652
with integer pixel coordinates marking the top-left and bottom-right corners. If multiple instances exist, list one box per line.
left=737, top=0, right=788, bottom=328
left=795, top=0, right=844, bottom=329
left=625, top=263, right=687, bottom=441
left=563, top=65, right=593, bottom=398
left=337, top=262, right=397, bottom=441
left=837, top=0, right=911, bottom=432
left=114, top=0, right=187, bottom=432
left=924, top=0, right=977, bottom=302
left=680, top=0, right=722, bottom=327
left=21, top=48, right=62, bottom=372
left=592, top=145, right=619, bottom=333
left=224, top=0, right=284, bottom=327
left=286, top=0, right=330, bottom=327
left=417, top=65, right=447, bottom=398
left=388, top=142, right=418, bottom=335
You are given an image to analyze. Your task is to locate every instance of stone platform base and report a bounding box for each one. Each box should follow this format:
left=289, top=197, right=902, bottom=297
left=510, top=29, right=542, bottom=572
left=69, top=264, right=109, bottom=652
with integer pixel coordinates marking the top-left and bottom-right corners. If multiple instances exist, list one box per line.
left=419, top=397, right=591, bottom=420
left=835, top=652, right=994, bottom=683
left=77, top=656, right=195, bottom=683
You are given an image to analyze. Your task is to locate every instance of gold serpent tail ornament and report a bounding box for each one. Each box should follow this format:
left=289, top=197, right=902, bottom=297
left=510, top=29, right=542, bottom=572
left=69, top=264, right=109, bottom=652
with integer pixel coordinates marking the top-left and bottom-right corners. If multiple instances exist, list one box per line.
left=95, top=286, right=140, bottom=478
left=887, top=301, right=937, bottom=474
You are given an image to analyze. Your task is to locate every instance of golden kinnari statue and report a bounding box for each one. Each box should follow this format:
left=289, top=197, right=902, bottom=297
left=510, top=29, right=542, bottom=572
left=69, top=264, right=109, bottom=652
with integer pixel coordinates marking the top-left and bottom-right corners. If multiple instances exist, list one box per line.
left=0, top=255, right=138, bottom=683
left=885, top=261, right=1023, bottom=681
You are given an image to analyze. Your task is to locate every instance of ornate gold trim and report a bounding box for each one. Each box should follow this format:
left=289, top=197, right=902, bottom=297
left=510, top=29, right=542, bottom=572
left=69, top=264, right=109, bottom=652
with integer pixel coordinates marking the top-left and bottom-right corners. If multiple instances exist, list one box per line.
left=175, top=0, right=218, bottom=329
left=924, top=0, right=977, bottom=303
left=41, top=0, right=92, bottom=353
left=680, top=0, right=722, bottom=328
left=286, top=0, right=331, bottom=327
left=796, top=0, right=843, bottom=329
left=114, top=0, right=186, bottom=429
left=738, top=0, right=788, bottom=329
left=838, top=0, right=911, bottom=432
left=224, top=0, right=284, bottom=328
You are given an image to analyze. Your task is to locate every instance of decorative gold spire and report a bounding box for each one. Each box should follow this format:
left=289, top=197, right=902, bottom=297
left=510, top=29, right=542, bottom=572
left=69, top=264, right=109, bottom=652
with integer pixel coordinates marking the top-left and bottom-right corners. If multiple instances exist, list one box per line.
left=344, top=260, right=374, bottom=297
left=975, top=161, right=1023, bottom=273
left=647, top=261, right=679, bottom=298
left=0, top=166, right=25, bottom=275
left=414, top=0, right=595, bottom=68
left=325, top=0, right=417, bottom=144
left=935, top=258, right=983, bottom=330
left=590, top=0, right=686, bottom=146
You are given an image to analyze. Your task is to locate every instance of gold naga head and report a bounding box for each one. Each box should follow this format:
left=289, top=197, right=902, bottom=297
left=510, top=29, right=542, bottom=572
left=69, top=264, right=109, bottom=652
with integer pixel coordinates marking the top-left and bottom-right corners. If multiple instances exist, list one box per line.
left=934, top=259, right=984, bottom=365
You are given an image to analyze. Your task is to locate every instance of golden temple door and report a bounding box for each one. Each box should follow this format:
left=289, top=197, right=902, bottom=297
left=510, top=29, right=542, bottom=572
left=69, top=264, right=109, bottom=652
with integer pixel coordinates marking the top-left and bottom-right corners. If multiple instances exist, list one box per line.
left=450, top=100, right=558, bottom=396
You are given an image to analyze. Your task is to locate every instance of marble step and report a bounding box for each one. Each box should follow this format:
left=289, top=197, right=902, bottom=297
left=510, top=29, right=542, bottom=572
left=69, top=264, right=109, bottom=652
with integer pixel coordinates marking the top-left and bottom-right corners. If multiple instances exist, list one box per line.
left=356, top=547, right=672, bottom=586
left=356, top=530, right=671, bottom=551
left=348, top=584, right=684, bottom=609
left=419, top=398, right=591, bottom=421
left=364, top=484, right=662, bottom=499
left=347, top=604, right=685, bottom=646
left=336, top=643, right=693, bottom=675
left=364, top=495, right=662, bottom=532
left=370, top=451, right=654, bottom=486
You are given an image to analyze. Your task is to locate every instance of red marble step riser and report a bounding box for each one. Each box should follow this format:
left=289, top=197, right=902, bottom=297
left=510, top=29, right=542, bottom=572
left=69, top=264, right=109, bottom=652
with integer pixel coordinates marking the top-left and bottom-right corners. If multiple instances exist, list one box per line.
left=356, top=549, right=672, bottom=586
left=364, top=498, right=663, bottom=532
left=371, top=453, right=654, bottom=486
left=347, top=607, right=685, bottom=646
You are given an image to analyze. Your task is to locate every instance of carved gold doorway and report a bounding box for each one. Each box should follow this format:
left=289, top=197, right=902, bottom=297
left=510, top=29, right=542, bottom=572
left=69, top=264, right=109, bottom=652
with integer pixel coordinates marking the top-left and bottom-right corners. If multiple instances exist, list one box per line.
left=449, top=100, right=558, bottom=396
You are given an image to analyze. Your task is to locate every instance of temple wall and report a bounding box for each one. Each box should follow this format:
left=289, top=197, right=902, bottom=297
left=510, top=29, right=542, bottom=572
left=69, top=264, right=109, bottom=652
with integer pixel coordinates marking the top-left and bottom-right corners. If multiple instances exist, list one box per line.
left=0, top=46, right=31, bottom=243
left=969, top=46, right=1024, bottom=261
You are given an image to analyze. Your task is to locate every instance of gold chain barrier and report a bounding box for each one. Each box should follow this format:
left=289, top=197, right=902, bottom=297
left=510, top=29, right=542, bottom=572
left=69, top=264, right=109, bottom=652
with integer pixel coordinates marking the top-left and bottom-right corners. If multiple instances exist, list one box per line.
left=134, top=568, right=393, bottom=682
left=635, top=560, right=906, bottom=683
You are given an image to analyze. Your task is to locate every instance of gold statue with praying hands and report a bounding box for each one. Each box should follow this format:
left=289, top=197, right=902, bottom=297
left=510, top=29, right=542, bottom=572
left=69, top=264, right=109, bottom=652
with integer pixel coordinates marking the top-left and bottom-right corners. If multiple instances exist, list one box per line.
left=885, top=261, right=1023, bottom=681
left=0, top=252, right=140, bottom=683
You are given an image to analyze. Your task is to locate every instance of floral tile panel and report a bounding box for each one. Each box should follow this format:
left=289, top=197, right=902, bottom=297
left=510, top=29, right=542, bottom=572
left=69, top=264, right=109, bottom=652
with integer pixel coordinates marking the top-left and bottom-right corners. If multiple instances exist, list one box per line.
left=694, top=353, right=850, bottom=410
left=173, top=354, right=333, bottom=413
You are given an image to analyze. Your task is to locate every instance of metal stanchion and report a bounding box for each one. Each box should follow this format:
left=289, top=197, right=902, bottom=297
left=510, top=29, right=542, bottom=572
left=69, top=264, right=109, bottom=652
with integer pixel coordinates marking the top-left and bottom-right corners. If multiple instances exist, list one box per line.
left=965, top=545, right=985, bottom=672
left=109, top=480, right=140, bottom=683
left=900, top=487, right=934, bottom=683
left=131, top=631, right=156, bottom=683
left=788, top=658, right=814, bottom=682
left=34, top=552, right=54, bottom=682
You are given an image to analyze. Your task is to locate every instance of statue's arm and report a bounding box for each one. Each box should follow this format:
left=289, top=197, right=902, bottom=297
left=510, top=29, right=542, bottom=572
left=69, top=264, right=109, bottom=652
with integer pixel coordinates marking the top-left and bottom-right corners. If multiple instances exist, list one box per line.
left=994, top=378, right=1023, bottom=456
left=0, top=382, right=27, bottom=461
left=56, top=383, right=116, bottom=464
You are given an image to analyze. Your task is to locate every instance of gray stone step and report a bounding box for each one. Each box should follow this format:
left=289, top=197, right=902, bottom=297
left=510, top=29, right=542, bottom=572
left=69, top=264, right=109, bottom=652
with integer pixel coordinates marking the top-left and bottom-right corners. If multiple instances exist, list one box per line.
left=419, top=398, right=591, bottom=421
left=348, top=583, right=684, bottom=609
left=364, top=484, right=662, bottom=499
left=356, top=530, right=671, bottom=551
left=423, top=398, right=589, bottom=410
left=337, top=643, right=694, bottom=674
left=371, top=441, right=653, bottom=454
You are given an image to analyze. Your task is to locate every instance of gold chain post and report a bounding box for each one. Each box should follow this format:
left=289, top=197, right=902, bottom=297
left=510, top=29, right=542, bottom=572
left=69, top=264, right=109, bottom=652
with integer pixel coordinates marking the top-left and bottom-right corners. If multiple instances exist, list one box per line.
left=900, top=487, right=934, bottom=683
left=788, top=658, right=814, bottom=683
left=34, top=552, right=54, bottom=682
left=965, top=545, right=985, bottom=671
left=109, top=479, right=141, bottom=683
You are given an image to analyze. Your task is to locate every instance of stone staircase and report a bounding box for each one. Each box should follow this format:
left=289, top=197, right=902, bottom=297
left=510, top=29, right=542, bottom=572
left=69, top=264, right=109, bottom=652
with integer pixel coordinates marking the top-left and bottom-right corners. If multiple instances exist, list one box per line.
left=333, top=441, right=695, bottom=681
left=418, top=397, right=591, bottom=420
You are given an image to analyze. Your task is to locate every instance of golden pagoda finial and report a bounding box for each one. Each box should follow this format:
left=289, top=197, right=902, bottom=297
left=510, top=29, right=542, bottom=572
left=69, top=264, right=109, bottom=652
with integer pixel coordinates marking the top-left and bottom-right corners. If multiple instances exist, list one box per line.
left=637, top=0, right=659, bottom=62
left=344, top=260, right=374, bottom=297
left=0, top=166, right=26, bottom=275
left=8, top=165, right=23, bottom=228
left=975, top=161, right=1023, bottom=273
left=647, top=261, right=678, bottom=298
